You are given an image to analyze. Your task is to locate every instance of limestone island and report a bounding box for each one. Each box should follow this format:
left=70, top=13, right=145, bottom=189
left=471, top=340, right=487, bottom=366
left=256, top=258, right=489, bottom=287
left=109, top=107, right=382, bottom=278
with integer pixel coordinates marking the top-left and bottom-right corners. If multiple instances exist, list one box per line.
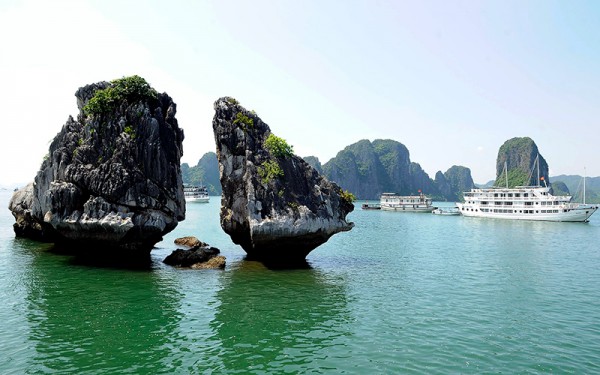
left=9, top=76, right=185, bottom=255
left=213, top=97, right=354, bottom=262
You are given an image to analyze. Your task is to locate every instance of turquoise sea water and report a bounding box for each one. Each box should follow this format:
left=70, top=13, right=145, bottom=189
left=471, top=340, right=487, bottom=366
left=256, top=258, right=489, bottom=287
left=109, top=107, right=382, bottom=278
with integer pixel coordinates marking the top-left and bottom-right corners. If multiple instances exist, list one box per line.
left=1, top=190, right=600, bottom=374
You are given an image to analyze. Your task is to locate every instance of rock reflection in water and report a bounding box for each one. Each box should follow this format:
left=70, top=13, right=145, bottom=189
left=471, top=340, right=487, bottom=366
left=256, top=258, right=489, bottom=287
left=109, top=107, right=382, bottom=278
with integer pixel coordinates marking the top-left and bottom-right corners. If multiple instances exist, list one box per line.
left=22, top=243, right=184, bottom=374
left=208, top=260, right=351, bottom=373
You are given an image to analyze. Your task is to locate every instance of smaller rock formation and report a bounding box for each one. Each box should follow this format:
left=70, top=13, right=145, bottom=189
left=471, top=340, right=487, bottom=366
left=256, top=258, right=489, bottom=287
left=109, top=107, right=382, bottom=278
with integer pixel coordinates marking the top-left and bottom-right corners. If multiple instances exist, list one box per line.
left=212, top=97, right=354, bottom=262
left=164, top=237, right=225, bottom=269
left=9, top=76, right=185, bottom=254
left=174, top=236, right=206, bottom=249
left=8, top=183, right=53, bottom=242
left=435, top=166, right=475, bottom=201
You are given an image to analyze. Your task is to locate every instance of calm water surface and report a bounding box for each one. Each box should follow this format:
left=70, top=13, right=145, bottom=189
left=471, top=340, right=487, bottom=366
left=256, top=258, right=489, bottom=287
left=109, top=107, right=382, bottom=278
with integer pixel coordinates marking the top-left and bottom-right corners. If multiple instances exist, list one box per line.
left=1, top=191, right=599, bottom=373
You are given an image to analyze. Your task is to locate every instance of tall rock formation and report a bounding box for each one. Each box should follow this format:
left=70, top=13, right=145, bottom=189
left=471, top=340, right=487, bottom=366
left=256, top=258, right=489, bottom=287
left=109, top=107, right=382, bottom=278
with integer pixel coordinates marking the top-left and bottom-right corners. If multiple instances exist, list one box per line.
left=494, top=137, right=549, bottom=187
left=9, top=76, right=185, bottom=253
left=212, top=97, right=354, bottom=261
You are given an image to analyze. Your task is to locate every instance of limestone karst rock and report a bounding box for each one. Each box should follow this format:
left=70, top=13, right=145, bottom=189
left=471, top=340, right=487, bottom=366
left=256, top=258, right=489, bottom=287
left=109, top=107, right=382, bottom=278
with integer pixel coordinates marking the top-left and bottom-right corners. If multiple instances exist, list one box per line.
left=163, top=237, right=224, bottom=269
left=495, top=137, right=550, bottom=187
left=212, top=97, right=354, bottom=261
left=9, top=76, right=185, bottom=253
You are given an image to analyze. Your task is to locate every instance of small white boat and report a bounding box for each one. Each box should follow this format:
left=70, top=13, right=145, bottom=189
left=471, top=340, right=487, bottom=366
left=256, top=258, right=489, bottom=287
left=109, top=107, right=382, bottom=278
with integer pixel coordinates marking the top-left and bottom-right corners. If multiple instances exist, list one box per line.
left=184, top=184, right=210, bottom=203
left=432, top=207, right=460, bottom=216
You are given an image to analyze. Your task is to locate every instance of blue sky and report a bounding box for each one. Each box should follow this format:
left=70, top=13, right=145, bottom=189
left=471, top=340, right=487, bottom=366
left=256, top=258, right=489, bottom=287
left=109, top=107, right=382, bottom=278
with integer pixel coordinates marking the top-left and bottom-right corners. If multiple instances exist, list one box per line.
left=1, top=0, right=599, bottom=187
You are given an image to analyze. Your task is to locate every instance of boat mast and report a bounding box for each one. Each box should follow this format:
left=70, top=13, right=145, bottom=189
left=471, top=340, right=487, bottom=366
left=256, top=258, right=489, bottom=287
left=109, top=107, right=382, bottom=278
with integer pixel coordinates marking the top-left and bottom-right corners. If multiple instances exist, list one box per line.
left=583, top=167, right=586, bottom=204
left=536, top=154, right=540, bottom=187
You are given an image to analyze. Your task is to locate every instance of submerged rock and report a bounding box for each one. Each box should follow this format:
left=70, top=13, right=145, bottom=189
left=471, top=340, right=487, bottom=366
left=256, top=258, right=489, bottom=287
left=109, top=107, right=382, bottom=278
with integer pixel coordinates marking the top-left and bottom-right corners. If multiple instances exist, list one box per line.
left=212, top=97, right=354, bottom=261
left=163, top=243, right=224, bottom=269
left=9, top=76, right=185, bottom=253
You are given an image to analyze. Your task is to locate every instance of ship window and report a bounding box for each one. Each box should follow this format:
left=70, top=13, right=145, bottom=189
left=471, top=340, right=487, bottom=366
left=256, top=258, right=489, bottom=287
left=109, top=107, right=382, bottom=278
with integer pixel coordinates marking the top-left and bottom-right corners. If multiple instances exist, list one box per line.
left=524, top=194, right=528, bottom=197
left=505, top=202, right=512, bottom=206
left=515, top=193, right=520, bottom=197
left=508, top=193, right=513, bottom=197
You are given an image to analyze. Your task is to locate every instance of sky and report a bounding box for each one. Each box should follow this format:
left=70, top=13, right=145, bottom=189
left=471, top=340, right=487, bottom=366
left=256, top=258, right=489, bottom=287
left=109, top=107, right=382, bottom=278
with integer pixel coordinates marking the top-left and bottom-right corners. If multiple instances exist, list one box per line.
left=1, top=0, right=599, bottom=187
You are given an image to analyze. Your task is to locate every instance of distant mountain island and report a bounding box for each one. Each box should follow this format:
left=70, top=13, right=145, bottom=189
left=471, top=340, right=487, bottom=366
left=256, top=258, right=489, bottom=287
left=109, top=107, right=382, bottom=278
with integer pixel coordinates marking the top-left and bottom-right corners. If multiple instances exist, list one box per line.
left=550, top=175, right=600, bottom=204
left=181, top=152, right=222, bottom=195
left=307, top=139, right=474, bottom=201
left=182, top=137, right=600, bottom=203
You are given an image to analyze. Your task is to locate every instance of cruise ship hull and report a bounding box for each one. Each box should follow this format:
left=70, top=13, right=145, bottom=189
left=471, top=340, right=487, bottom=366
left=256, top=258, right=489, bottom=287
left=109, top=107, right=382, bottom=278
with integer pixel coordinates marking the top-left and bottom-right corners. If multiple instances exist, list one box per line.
left=456, top=203, right=597, bottom=222
left=381, top=204, right=434, bottom=212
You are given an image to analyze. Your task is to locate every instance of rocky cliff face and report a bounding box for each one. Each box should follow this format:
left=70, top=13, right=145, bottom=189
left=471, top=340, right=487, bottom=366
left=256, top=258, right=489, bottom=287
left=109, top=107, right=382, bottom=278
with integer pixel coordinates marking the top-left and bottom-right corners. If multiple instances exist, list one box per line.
left=302, top=156, right=323, bottom=174
left=212, top=97, right=354, bottom=261
left=9, top=76, right=185, bottom=253
left=495, top=137, right=549, bottom=187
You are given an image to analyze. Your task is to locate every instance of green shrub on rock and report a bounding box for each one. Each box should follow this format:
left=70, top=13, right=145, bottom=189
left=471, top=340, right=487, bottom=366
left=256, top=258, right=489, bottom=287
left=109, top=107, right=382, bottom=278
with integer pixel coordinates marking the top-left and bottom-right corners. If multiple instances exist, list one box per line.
left=257, top=160, right=284, bottom=184
left=264, top=134, right=293, bottom=158
left=232, top=112, right=254, bottom=130
left=83, top=75, right=158, bottom=116
left=340, top=190, right=356, bottom=204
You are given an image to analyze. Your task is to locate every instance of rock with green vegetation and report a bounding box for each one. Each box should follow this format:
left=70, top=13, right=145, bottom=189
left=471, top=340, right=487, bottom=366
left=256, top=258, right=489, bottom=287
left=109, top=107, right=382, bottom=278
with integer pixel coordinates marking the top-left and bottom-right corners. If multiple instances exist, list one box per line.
left=322, top=139, right=461, bottom=200
left=212, top=97, right=354, bottom=262
left=9, top=76, right=185, bottom=253
left=494, top=137, right=549, bottom=187
left=438, top=166, right=475, bottom=201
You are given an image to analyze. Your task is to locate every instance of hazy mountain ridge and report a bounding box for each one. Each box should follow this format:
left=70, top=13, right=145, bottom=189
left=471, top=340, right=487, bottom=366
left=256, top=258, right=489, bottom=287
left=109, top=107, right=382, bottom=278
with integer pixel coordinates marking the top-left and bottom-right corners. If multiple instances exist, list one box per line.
left=551, top=175, right=600, bottom=204
left=189, top=139, right=473, bottom=201
left=185, top=138, right=600, bottom=204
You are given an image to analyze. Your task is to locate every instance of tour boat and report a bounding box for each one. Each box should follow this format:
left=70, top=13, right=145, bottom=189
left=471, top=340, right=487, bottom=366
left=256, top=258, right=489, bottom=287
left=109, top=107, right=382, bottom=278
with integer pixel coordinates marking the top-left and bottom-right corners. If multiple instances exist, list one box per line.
left=456, top=158, right=597, bottom=222
left=380, top=192, right=434, bottom=212
left=184, top=184, right=210, bottom=203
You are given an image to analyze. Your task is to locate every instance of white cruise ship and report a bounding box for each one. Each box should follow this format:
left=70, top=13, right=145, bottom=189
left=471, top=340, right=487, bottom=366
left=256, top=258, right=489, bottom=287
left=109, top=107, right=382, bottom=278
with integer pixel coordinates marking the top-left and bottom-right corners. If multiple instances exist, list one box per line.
left=380, top=192, right=434, bottom=212
left=456, top=186, right=597, bottom=222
